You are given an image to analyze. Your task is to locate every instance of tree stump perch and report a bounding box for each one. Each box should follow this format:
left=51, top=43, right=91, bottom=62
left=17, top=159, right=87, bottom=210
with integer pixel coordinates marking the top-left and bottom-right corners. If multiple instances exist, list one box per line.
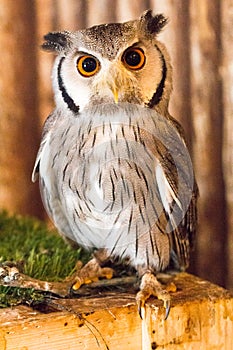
left=0, top=273, right=232, bottom=350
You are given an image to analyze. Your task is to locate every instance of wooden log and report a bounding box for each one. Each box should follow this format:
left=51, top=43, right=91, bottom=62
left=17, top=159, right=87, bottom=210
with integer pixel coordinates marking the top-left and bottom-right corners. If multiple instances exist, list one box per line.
left=0, top=273, right=232, bottom=349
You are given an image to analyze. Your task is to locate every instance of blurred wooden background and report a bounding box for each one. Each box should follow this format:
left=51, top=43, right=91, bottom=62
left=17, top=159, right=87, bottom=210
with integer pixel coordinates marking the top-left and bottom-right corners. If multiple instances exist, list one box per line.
left=0, top=0, right=232, bottom=290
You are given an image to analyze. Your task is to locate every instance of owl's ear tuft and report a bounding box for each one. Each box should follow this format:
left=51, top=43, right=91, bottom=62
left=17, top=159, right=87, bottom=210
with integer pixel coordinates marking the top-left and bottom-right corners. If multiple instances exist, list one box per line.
left=42, top=31, right=72, bottom=53
left=140, top=10, right=168, bottom=35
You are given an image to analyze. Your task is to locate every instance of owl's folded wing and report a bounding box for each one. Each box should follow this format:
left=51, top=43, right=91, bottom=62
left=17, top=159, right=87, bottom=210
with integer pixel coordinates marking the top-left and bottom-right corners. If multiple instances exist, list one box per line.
left=155, top=158, right=198, bottom=270
left=32, top=112, right=59, bottom=183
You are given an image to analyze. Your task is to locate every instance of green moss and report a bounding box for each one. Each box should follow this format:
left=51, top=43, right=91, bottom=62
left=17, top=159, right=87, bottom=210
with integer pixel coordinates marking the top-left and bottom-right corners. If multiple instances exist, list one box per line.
left=0, top=210, right=90, bottom=307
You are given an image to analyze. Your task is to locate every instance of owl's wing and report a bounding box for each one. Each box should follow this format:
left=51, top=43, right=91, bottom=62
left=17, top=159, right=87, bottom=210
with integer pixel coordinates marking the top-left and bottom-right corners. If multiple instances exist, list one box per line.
left=32, top=112, right=58, bottom=183
left=32, top=111, right=77, bottom=243
left=155, top=143, right=198, bottom=270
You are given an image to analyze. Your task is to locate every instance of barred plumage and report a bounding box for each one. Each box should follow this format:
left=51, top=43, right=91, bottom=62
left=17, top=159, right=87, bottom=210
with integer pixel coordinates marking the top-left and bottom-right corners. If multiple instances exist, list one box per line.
left=33, top=10, right=198, bottom=317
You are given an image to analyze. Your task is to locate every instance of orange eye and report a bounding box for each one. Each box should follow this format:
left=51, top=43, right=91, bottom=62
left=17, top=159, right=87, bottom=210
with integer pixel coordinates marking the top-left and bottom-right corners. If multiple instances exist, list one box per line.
left=122, top=47, right=145, bottom=70
left=77, top=55, right=100, bottom=77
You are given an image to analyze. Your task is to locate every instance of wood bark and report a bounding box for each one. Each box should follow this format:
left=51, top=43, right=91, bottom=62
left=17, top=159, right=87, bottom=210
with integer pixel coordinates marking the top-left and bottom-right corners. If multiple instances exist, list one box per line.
left=0, top=0, right=43, bottom=218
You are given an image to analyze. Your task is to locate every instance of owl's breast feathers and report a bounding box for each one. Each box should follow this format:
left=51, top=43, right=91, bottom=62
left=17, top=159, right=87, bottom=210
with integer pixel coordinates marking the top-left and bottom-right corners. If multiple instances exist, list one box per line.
left=34, top=103, right=197, bottom=272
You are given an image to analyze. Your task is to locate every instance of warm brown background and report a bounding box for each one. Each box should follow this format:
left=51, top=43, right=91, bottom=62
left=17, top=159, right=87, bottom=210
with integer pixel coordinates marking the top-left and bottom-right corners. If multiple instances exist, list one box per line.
left=0, top=0, right=232, bottom=290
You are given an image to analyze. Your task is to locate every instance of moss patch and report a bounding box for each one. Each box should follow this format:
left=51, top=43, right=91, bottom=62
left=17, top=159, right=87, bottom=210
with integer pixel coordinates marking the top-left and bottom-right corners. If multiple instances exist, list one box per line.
left=0, top=211, right=89, bottom=307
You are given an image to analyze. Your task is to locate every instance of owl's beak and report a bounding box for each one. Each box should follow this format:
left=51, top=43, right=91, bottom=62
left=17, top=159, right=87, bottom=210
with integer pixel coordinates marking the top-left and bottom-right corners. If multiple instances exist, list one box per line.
left=112, top=89, right=119, bottom=104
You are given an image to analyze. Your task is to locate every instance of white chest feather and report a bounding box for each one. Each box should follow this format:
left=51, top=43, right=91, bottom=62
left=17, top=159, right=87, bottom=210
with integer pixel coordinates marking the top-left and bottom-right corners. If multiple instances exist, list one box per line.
left=39, top=103, right=194, bottom=268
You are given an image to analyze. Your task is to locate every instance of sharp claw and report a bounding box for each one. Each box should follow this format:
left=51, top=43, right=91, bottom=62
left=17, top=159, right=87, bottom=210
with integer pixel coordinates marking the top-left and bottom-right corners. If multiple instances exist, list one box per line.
left=139, top=308, right=143, bottom=320
left=164, top=299, right=171, bottom=320
left=137, top=300, right=143, bottom=319
left=136, top=292, right=146, bottom=319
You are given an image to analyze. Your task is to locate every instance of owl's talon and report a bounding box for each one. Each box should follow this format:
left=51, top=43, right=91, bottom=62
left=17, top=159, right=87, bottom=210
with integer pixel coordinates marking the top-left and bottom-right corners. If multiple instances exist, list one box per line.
left=137, top=299, right=145, bottom=320
left=72, top=277, right=85, bottom=290
left=164, top=299, right=171, bottom=320
left=71, top=258, right=114, bottom=292
left=157, top=288, right=171, bottom=320
left=136, top=272, right=173, bottom=320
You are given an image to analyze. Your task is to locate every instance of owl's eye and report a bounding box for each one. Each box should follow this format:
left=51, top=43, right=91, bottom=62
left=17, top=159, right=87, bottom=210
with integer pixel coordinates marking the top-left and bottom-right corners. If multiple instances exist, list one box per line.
left=77, top=55, right=100, bottom=77
left=122, top=48, right=145, bottom=70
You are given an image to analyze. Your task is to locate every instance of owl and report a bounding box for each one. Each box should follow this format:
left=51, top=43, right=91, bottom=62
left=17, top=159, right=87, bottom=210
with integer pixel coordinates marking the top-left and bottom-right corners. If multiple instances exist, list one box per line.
left=32, top=10, right=198, bottom=318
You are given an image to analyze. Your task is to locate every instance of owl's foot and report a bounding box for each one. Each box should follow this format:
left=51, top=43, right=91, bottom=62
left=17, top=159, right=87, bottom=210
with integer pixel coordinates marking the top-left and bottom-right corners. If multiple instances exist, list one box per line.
left=71, top=257, right=114, bottom=291
left=0, top=258, right=113, bottom=297
left=136, top=272, right=176, bottom=320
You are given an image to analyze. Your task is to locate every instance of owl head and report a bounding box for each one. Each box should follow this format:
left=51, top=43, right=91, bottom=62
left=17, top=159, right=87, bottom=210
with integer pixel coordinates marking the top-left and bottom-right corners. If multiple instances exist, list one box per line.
left=43, top=10, right=172, bottom=115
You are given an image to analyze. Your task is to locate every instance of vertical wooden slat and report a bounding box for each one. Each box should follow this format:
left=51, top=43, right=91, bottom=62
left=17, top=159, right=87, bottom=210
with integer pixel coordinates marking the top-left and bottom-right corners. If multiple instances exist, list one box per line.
left=36, top=0, right=54, bottom=126
left=190, top=0, right=227, bottom=286
left=54, top=0, right=87, bottom=30
left=116, top=0, right=150, bottom=21
left=221, top=0, right=233, bottom=290
left=0, top=0, right=43, bottom=218
left=86, top=0, right=116, bottom=26
left=169, top=1, right=193, bottom=151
